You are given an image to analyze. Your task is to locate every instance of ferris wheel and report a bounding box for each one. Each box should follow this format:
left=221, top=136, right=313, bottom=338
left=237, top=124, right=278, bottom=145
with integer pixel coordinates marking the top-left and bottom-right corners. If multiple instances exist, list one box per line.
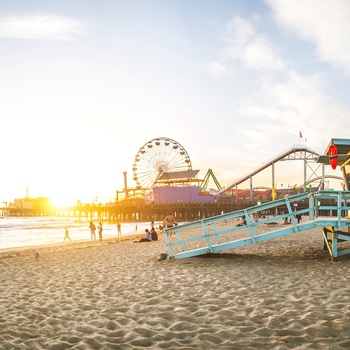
left=132, top=137, right=192, bottom=189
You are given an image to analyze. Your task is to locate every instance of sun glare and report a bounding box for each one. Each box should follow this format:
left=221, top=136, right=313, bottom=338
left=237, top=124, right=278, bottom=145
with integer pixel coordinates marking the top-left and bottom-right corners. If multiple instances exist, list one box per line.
left=50, top=196, right=76, bottom=208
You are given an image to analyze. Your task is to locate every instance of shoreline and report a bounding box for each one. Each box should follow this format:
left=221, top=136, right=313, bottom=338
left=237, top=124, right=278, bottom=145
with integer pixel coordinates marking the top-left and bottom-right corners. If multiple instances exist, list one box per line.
left=0, top=217, right=157, bottom=252
left=0, top=231, right=147, bottom=258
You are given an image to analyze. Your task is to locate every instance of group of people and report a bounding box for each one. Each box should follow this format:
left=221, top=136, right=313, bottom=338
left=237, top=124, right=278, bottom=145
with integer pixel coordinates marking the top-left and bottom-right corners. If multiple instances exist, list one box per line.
left=65, top=213, right=178, bottom=243
left=283, top=211, right=302, bottom=224
left=88, top=221, right=123, bottom=241
left=235, top=212, right=303, bottom=227
left=65, top=210, right=303, bottom=243
left=89, top=221, right=104, bottom=241
left=135, top=212, right=177, bottom=243
left=134, top=227, right=158, bottom=243
left=64, top=221, right=121, bottom=242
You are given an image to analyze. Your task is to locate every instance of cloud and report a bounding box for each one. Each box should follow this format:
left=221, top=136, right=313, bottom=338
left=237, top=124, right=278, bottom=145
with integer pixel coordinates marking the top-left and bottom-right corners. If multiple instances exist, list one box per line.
left=233, top=36, right=285, bottom=71
left=224, top=15, right=256, bottom=46
left=208, top=15, right=285, bottom=77
left=239, top=70, right=349, bottom=149
left=0, top=14, right=88, bottom=41
left=225, top=16, right=285, bottom=71
left=206, top=61, right=232, bottom=78
left=266, top=0, right=350, bottom=74
left=209, top=11, right=349, bottom=149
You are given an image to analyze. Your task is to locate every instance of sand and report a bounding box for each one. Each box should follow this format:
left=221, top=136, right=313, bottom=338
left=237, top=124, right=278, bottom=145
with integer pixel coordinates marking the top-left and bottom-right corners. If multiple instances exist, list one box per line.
left=1, top=226, right=350, bottom=349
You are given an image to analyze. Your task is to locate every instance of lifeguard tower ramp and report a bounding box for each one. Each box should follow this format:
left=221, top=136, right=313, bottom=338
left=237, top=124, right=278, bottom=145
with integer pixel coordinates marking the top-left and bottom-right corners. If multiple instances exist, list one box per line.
left=162, top=191, right=350, bottom=261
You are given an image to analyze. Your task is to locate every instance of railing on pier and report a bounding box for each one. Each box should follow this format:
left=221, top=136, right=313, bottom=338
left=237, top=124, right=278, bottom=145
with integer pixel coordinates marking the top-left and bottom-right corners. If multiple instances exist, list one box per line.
left=162, top=191, right=350, bottom=261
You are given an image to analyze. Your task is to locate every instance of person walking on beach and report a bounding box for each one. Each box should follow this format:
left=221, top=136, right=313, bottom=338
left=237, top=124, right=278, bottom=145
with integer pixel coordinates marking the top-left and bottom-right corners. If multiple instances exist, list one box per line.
left=97, top=222, right=103, bottom=241
left=89, top=221, right=96, bottom=241
left=163, top=212, right=176, bottom=228
left=117, top=222, right=122, bottom=236
left=163, top=212, right=177, bottom=238
left=63, top=227, right=71, bottom=242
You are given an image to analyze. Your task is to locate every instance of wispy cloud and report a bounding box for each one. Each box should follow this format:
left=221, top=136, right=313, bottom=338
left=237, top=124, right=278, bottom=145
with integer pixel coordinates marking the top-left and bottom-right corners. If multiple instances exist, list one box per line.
left=209, top=10, right=350, bottom=151
left=206, top=61, right=232, bottom=78
left=0, top=14, right=88, bottom=41
left=230, top=35, right=285, bottom=71
left=224, top=15, right=256, bottom=46
left=239, top=70, right=349, bottom=148
left=207, top=15, right=284, bottom=77
left=266, top=0, right=350, bottom=74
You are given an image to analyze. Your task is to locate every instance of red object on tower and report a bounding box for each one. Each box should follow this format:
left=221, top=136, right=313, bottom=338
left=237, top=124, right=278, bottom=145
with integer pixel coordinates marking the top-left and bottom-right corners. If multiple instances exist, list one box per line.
left=329, top=144, right=338, bottom=170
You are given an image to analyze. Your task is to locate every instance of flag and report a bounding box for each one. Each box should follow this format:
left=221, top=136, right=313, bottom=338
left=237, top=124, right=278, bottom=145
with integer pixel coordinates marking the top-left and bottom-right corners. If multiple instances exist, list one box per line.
left=299, top=131, right=303, bottom=138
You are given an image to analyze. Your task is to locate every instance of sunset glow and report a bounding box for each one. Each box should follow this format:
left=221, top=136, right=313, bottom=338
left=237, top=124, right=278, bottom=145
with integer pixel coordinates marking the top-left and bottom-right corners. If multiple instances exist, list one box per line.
left=1, top=1, right=349, bottom=206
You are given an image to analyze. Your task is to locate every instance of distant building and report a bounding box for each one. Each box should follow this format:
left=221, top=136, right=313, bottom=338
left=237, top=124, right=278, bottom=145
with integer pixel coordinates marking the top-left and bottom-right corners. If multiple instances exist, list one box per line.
left=150, top=170, right=231, bottom=204
left=9, top=197, right=35, bottom=209
left=9, top=197, right=51, bottom=210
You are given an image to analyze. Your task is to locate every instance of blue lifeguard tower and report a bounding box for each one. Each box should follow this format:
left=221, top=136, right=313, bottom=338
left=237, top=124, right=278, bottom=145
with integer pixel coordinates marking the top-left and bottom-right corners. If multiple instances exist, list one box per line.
left=162, top=139, right=350, bottom=261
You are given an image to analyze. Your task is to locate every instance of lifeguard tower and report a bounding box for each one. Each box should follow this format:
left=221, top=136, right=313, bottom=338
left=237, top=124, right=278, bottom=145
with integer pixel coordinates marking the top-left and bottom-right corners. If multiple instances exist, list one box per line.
left=316, top=138, right=350, bottom=190
left=162, top=138, right=350, bottom=262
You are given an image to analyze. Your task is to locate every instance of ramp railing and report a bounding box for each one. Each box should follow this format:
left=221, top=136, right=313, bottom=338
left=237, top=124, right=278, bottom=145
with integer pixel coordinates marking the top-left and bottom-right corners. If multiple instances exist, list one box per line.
left=162, top=191, right=350, bottom=259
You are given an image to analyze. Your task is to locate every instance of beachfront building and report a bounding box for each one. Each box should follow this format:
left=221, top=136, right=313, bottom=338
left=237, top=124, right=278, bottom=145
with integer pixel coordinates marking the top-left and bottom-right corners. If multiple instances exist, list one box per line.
left=8, top=197, right=52, bottom=214
left=150, top=169, right=231, bottom=204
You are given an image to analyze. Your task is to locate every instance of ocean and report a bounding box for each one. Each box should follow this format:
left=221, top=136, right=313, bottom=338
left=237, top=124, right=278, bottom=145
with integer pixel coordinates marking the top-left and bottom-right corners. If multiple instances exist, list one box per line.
left=0, top=216, right=157, bottom=250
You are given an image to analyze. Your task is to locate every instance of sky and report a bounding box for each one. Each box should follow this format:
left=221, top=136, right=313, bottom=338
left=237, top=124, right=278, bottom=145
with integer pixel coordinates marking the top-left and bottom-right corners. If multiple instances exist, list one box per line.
left=1, top=0, right=350, bottom=206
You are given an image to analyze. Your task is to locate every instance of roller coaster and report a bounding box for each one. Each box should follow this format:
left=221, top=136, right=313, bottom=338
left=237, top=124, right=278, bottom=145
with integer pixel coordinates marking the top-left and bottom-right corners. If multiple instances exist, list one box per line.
left=219, top=144, right=343, bottom=196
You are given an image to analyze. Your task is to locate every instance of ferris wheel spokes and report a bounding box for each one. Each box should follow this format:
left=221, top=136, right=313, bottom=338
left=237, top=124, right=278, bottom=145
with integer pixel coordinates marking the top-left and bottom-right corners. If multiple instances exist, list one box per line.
left=132, top=137, right=192, bottom=189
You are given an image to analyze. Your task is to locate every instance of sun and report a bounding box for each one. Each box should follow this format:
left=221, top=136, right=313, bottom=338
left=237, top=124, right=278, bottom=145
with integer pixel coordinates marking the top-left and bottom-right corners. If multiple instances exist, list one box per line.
left=50, top=195, right=76, bottom=208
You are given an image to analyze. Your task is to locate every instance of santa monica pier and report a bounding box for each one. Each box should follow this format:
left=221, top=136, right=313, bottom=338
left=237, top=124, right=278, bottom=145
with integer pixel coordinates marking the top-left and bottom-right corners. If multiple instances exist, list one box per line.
left=1, top=137, right=348, bottom=223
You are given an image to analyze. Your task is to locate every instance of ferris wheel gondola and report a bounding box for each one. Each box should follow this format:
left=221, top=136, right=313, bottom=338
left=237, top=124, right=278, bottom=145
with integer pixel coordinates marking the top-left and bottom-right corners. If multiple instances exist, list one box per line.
left=132, top=137, right=192, bottom=189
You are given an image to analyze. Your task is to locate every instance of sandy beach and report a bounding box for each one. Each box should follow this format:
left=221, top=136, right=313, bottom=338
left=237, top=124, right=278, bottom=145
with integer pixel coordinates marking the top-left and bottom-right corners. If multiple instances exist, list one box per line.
left=1, top=226, right=350, bottom=349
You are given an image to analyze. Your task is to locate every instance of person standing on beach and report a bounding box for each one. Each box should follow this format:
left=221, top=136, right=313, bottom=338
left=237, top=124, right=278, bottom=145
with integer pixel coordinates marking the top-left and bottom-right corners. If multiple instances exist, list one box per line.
left=163, top=212, right=176, bottom=228
left=296, top=213, right=302, bottom=224
left=89, top=221, right=96, bottom=241
left=117, top=222, right=122, bottom=236
left=97, top=222, right=103, bottom=241
left=163, top=212, right=177, bottom=238
left=63, top=227, right=71, bottom=242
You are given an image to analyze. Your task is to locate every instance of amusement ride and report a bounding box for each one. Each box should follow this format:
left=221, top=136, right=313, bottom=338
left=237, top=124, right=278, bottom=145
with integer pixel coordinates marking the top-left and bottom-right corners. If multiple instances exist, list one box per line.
left=132, top=137, right=192, bottom=189
left=117, top=136, right=344, bottom=202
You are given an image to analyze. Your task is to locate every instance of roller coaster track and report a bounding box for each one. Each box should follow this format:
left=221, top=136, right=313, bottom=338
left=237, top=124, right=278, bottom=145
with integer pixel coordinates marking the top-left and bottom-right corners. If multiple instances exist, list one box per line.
left=219, top=145, right=321, bottom=194
left=301, top=175, right=343, bottom=189
left=253, top=175, right=343, bottom=192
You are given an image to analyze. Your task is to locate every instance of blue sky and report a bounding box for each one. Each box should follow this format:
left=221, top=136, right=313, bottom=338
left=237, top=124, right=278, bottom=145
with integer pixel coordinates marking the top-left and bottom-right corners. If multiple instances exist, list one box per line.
left=1, top=0, right=349, bottom=205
